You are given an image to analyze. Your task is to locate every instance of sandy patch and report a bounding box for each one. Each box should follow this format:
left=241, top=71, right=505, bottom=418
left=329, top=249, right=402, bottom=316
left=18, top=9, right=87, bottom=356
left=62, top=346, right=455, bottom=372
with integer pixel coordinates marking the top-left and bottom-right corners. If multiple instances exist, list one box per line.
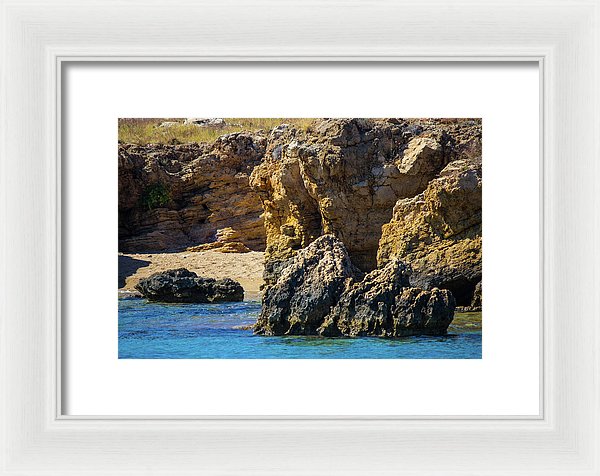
left=118, top=251, right=265, bottom=300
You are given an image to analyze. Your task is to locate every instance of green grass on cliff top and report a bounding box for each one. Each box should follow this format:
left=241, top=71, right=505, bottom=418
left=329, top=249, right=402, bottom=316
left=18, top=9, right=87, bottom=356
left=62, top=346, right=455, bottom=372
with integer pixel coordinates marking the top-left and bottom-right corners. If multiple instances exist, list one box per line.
left=118, top=118, right=315, bottom=145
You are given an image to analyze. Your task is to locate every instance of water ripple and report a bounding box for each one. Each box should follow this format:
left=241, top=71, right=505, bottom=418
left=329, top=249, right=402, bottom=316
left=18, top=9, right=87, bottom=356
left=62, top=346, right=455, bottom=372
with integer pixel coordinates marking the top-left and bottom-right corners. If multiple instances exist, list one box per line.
left=118, top=298, right=482, bottom=359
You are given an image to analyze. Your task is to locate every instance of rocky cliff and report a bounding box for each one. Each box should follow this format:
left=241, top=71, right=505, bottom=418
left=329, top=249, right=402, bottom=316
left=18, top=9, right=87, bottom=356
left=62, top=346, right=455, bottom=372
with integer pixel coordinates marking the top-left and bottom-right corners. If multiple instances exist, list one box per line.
left=118, top=133, right=267, bottom=252
left=377, top=156, right=482, bottom=305
left=250, top=118, right=481, bottom=307
left=120, top=117, right=482, bottom=312
left=251, top=119, right=446, bottom=276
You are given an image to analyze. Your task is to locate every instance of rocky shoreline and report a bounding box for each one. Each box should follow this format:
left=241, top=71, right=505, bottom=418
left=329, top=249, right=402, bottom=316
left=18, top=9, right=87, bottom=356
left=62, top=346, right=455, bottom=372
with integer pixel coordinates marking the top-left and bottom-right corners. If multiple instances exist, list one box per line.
left=119, top=118, right=482, bottom=337
left=135, top=268, right=244, bottom=303
left=254, top=235, right=455, bottom=337
left=118, top=250, right=265, bottom=299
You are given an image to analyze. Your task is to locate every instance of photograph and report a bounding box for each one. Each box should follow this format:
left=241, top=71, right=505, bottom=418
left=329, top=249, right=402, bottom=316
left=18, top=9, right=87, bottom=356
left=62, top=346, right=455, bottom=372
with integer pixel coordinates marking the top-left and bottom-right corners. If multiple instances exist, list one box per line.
left=118, top=117, right=482, bottom=359
left=7, top=0, right=600, bottom=471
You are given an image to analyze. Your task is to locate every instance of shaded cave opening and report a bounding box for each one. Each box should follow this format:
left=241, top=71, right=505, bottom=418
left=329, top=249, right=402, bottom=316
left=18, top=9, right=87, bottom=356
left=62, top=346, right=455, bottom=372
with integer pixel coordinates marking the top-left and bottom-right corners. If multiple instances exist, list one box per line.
left=439, top=277, right=478, bottom=307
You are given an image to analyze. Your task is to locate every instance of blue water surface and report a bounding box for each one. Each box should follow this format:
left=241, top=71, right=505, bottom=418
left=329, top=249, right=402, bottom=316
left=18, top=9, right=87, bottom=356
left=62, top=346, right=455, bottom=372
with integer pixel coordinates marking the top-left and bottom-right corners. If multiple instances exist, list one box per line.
left=118, top=298, right=482, bottom=359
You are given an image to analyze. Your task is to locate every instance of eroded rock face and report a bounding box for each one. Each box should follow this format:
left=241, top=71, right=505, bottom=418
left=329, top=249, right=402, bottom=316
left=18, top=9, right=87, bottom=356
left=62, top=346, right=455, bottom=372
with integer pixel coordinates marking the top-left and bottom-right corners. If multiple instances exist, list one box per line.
left=119, top=133, right=267, bottom=252
left=250, top=118, right=481, bottom=285
left=254, top=235, right=455, bottom=337
left=254, top=235, right=362, bottom=336
left=135, top=268, right=244, bottom=303
left=377, top=157, right=482, bottom=306
left=320, top=259, right=455, bottom=337
left=186, top=227, right=252, bottom=253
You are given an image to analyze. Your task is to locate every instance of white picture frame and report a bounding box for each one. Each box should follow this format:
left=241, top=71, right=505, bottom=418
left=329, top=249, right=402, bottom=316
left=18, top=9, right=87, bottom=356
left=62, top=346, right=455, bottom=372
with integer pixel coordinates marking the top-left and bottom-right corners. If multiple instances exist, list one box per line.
left=1, top=0, right=598, bottom=474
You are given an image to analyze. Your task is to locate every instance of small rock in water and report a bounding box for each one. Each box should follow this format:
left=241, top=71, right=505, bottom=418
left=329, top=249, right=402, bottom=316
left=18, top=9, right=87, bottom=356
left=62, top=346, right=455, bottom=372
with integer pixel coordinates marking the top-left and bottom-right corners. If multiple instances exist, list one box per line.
left=135, top=268, right=244, bottom=303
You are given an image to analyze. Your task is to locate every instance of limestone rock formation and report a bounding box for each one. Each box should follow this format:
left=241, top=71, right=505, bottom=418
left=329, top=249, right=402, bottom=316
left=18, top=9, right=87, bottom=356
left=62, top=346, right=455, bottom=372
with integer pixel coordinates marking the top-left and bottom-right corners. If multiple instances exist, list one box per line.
left=184, top=118, right=227, bottom=127
left=120, top=118, right=482, bottom=312
left=250, top=118, right=481, bottom=285
left=186, top=241, right=252, bottom=253
left=135, top=268, right=244, bottom=303
left=254, top=235, right=455, bottom=337
left=119, top=132, right=267, bottom=252
left=377, top=157, right=482, bottom=305
left=186, top=227, right=252, bottom=253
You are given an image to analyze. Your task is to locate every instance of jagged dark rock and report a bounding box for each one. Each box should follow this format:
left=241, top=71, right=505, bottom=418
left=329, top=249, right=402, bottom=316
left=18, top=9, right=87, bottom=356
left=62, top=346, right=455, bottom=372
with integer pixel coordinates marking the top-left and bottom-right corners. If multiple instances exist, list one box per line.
left=255, top=235, right=455, bottom=337
left=320, top=259, right=455, bottom=337
left=135, top=268, right=244, bottom=303
left=211, top=278, right=246, bottom=302
left=254, top=235, right=362, bottom=336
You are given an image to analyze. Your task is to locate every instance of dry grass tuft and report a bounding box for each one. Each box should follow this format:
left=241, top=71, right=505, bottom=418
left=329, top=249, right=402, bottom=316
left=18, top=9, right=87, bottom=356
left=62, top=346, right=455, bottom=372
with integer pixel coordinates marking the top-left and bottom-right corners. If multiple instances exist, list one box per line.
left=118, top=118, right=315, bottom=145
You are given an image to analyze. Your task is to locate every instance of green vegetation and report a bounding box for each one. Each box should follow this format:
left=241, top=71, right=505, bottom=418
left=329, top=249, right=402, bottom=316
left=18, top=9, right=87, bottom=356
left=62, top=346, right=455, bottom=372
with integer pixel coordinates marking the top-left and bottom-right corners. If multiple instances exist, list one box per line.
left=140, top=182, right=171, bottom=210
left=118, top=118, right=315, bottom=145
left=449, top=312, right=482, bottom=333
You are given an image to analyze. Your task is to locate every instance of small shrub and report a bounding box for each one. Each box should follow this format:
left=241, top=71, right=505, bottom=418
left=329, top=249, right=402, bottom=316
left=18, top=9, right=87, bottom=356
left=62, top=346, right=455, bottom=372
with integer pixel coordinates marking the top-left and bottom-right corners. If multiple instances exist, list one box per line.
left=141, top=182, right=171, bottom=210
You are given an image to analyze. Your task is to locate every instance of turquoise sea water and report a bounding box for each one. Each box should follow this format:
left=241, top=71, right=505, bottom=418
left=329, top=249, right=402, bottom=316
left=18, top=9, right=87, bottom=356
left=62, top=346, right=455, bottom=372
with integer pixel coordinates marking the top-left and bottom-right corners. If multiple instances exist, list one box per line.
left=118, top=298, right=482, bottom=359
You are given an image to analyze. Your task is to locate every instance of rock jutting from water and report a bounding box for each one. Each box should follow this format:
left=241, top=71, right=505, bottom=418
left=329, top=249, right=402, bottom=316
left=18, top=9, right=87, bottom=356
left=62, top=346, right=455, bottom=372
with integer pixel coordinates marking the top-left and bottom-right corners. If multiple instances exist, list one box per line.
left=320, top=258, right=455, bottom=337
left=254, top=235, right=456, bottom=337
left=249, top=118, right=482, bottom=308
left=256, top=235, right=362, bottom=336
left=135, top=268, right=244, bottom=303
